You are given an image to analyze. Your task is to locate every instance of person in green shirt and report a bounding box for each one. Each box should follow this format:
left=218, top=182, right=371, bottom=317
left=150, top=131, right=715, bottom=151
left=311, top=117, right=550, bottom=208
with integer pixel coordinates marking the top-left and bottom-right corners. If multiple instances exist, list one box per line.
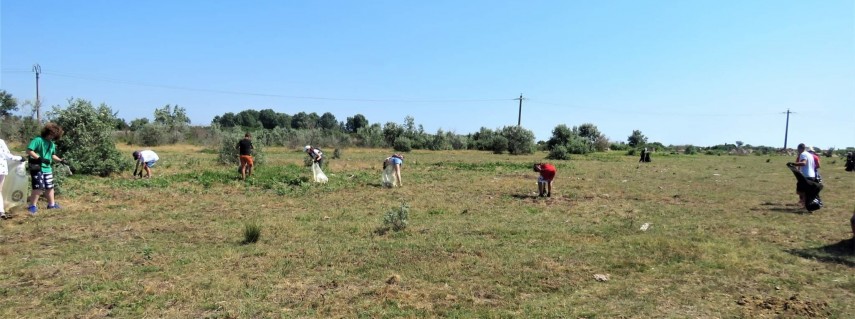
left=25, top=123, right=68, bottom=215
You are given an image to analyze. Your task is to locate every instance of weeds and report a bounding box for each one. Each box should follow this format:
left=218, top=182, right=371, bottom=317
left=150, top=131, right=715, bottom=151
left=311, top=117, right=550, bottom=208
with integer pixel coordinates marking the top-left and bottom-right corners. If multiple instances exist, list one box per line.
left=242, top=221, right=261, bottom=244
left=375, top=203, right=410, bottom=235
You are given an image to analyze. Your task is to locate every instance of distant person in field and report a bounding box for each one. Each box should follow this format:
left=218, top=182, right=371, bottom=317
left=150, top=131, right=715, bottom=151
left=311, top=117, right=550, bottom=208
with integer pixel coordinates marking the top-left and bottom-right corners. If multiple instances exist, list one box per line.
left=237, top=133, right=254, bottom=180
left=533, top=163, right=556, bottom=197
left=133, top=150, right=159, bottom=179
left=26, top=123, right=68, bottom=214
left=789, top=143, right=817, bottom=207
left=639, top=148, right=646, bottom=163
left=383, top=153, right=404, bottom=187
left=305, top=145, right=323, bottom=167
left=0, top=136, right=25, bottom=219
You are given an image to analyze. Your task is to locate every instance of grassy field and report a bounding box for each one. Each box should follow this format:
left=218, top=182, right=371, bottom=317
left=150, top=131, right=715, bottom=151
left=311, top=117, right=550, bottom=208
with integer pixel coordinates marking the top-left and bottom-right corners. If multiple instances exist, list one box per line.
left=1, top=145, right=853, bottom=318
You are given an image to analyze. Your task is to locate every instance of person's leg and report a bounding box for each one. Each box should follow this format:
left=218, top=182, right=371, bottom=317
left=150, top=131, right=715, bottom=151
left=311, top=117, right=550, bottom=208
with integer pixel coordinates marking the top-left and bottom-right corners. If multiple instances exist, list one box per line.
left=546, top=180, right=553, bottom=197
left=537, top=177, right=545, bottom=196
left=46, top=188, right=56, bottom=207
left=850, top=210, right=855, bottom=240
left=394, top=165, right=402, bottom=187
left=0, top=175, right=6, bottom=218
left=144, top=164, right=152, bottom=178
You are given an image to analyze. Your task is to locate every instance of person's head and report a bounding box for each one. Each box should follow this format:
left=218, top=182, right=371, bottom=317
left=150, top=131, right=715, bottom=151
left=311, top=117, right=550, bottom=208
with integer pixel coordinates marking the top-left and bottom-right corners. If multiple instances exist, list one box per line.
left=304, top=145, right=312, bottom=153
left=40, top=122, right=64, bottom=140
left=807, top=146, right=816, bottom=154
left=244, top=132, right=252, bottom=139
left=797, top=143, right=806, bottom=152
left=392, top=153, right=404, bottom=159
left=132, top=151, right=140, bottom=160
left=533, top=163, right=542, bottom=172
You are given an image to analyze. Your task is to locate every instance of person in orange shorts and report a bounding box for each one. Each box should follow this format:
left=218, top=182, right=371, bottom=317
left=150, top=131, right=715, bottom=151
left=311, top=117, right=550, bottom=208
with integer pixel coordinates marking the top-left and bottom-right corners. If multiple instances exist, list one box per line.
left=533, top=163, right=556, bottom=197
left=237, top=133, right=254, bottom=180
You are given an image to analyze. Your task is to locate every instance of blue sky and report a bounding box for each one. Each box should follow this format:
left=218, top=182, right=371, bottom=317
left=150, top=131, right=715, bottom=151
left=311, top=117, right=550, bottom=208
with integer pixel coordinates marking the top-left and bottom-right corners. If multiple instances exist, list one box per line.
left=2, top=1, right=853, bottom=148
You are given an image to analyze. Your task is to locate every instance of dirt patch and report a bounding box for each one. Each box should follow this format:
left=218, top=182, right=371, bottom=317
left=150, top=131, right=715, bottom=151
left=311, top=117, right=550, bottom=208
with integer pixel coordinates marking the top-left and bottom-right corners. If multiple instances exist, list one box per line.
left=737, top=294, right=829, bottom=318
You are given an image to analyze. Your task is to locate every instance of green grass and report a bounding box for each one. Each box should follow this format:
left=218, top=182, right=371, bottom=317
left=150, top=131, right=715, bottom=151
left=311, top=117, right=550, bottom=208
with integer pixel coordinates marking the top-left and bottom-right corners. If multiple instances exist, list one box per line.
left=0, top=145, right=853, bottom=318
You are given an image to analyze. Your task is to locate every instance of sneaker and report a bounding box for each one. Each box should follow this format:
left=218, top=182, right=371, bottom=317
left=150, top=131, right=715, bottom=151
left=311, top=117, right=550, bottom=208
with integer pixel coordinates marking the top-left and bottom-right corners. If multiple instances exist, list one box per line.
left=0, top=212, right=6, bottom=219
left=47, top=203, right=61, bottom=209
left=27, top=205, right=38, bottom=215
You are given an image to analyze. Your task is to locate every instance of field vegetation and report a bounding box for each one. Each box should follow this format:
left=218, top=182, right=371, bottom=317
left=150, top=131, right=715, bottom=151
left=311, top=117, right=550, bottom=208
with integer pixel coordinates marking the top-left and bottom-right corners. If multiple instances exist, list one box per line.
left=1, top=145, right=853, bottom=318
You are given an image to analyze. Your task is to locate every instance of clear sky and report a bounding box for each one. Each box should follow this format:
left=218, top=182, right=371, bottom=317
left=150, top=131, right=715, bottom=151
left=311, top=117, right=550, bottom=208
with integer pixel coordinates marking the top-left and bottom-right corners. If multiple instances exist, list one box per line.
left=2, top=1, right=853, bottom=148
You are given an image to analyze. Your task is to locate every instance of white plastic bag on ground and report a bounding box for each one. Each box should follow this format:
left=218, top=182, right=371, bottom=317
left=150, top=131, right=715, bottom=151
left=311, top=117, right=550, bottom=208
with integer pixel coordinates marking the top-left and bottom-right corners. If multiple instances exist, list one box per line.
left=2, top=160, right=29, bottom=210
left=312, top=163, right=328, bottom=183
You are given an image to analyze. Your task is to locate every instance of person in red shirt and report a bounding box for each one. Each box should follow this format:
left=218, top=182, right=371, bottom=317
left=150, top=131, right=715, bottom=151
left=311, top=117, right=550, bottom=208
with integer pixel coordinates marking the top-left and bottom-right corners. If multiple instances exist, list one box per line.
left=534, top=163, right=556, bottom=197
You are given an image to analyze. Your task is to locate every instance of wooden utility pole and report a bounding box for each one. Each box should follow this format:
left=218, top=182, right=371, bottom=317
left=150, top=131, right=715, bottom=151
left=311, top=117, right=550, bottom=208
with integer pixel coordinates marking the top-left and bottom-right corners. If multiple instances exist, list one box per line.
left=33, top=64, right=41, bottom=123
left=782, top=109, right=795, bottom=150
left=516, top=94, right=523, bottom=126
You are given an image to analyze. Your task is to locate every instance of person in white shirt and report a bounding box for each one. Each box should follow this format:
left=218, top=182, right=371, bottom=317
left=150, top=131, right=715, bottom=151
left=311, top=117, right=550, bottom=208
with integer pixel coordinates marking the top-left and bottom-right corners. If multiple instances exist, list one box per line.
left=0, top=138, right=24, bottom=219
left=133, top=150, right=159, bottom=178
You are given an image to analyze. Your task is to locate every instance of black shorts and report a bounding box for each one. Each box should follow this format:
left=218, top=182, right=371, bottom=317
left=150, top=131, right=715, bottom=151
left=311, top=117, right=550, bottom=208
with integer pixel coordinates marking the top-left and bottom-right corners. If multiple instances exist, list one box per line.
left=31, top=171, right=55, bottom=190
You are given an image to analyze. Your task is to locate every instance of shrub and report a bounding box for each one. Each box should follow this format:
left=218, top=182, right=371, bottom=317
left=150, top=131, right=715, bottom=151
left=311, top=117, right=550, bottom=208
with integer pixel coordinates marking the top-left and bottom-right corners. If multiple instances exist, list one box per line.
left=333, top=148, right=342, bottom=159
left=50, top=98, right=131, bottom=176
left=565, top=135, right=593, bottom=155
left=626, top=149, right=637, bottom=156
left=685, top=145, right=698, bottom=155
left=393, top=137, right=412, bottom=152
left=546, top=145, right=570, bottom=160
left=491, top=135, right=508, bottom=154
left=383, top=203, right=409, bottom=232
left=135, top=123, right=170, bottom=146
left=500, top=126, right=535, bottom=155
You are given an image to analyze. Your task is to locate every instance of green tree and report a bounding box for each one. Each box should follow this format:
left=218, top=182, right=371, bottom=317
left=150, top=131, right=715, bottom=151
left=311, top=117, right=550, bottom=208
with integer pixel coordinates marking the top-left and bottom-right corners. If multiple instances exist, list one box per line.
left=235, top=110, right=261, bottom=128
left=129, top=118, right=150, bottom=131
left=50, top=98, right=130, bottom=176
left=0, top=90, right=18, bottom=117
left=258, top=109, right=280, bottom=129
left=154, top=104, right=190, bottom=127
left=345, top=114, right=369, bottom=133
left=574, top=123, right=602, bottom=145
left=627, top=130, right=648, bottom=148
left=318, top=112, right=338, bottom=130
left=500, top=125, right=535, bottom=155
left=547, top=124, right=574, bottom=150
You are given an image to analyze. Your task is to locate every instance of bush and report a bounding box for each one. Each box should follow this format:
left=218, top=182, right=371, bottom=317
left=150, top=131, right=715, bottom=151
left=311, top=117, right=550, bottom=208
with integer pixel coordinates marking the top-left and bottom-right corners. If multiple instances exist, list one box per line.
left=684, top=145, right=698, bottom=155
left=546, top=145, right=570, bottom=160
left=135, top=123, right=170, bottom=146
left=50, top=98, right=131, bottom=176
left=626, top=149, right=637, bottom=156
left=383, top=203, right=409, bottom=232
left=500, top=126, right=535, bottom=155
left=491, top=135, right=508, bottom=154
left=566, top=135, right=593, bottom=155
left=393, top=137, right=412, bottom=152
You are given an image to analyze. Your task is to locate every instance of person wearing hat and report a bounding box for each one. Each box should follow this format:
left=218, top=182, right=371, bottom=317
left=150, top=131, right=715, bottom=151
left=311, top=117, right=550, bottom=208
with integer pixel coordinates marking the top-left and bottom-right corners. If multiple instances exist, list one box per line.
left=807, top=146, right=822, bottom=183
left=304, top=145, right=324, bottom=168
left=132, top=150, right=159, bottom=178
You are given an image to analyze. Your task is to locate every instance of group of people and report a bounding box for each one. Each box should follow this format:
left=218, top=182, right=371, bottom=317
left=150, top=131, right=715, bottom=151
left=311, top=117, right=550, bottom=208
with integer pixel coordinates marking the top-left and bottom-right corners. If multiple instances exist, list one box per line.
left=786, top=143, right=824, bottom=211
left=0, top=123, right=69, bottom=218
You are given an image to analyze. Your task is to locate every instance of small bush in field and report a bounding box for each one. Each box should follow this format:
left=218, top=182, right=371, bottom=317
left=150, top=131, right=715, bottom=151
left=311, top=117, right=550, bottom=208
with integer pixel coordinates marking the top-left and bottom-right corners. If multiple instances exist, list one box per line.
left=333, top=148, right=342, bottom=159
left=376, top=203, right=409, bottom=235
left=394, top=137, right=413, bottom=152
left=547, top=145, right=571, bottom=160
left=242, top=221, right=261, bottom=244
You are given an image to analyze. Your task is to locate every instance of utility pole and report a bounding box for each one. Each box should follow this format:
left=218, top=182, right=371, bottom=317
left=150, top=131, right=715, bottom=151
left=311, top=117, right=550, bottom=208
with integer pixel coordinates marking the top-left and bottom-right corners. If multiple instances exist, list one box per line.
left=516, top=93, right=524, bottom=126
left=782, top=109, right=795, bottom=150
left=32, top=64, right=41, bottom=123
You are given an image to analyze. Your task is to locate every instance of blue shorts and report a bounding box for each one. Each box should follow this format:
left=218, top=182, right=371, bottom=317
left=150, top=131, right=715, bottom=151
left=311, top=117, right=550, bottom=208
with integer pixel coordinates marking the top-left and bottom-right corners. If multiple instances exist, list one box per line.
left=145, top=160, right=157, bottom=168
left=30, top=172, right=55, bottom=190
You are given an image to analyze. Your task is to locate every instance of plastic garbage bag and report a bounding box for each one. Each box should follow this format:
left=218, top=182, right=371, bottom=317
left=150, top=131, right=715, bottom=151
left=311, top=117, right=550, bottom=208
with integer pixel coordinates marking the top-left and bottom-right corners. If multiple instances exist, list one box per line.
left=312, top=162, right=328, bottom=183
left=382, top=164, right=396, bottom=187
left=2, top=160, right=29, bottom=210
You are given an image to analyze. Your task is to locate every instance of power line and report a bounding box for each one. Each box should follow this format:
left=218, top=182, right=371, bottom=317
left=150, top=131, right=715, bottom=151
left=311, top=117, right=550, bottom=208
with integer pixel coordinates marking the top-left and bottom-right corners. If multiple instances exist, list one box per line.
left=37, top=71, right=514, bottom=103
left=526, top=99, right=775, bottom=117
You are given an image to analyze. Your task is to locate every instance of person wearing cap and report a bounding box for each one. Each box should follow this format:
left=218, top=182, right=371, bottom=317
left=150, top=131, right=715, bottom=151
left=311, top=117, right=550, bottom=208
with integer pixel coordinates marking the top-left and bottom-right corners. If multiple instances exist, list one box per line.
left=533, top=162, right=557, bottom=197
left=304, top=145, right=323, bottom=168
left=132, top=150, right=159, bottom=179
left=384, top=153, right=404, bottom=187
left=807, top=146, right=821, bottom=183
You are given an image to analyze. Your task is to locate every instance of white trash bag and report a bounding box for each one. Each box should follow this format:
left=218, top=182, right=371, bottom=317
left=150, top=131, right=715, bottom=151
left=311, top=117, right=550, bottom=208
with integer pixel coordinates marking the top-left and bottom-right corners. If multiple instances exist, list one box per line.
left=312, top=162, right=328, bottom=184
left=381, top=164, right=397, bottom=188
left=2, top=160, right=29, bottom=210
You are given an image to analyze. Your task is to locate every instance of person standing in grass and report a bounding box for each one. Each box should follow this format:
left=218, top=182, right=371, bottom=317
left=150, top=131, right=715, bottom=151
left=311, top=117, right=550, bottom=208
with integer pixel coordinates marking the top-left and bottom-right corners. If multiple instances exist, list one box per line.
left=237, top=133, right=254, bottom=180
left=132, top=150, right=159, bottom=179
left=788, top=143, right=817, bottom=208
left=0, top=136, right=25, bottom=219
left=26, top=123, right=68, bottom=214
left=533, top=162, right=556, bottom=197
